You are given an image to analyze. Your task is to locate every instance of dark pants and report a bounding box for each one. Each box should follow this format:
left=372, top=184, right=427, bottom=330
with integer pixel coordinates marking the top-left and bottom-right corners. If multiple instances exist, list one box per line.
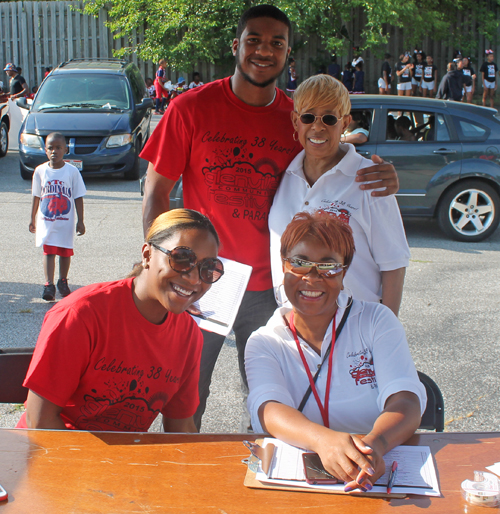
left=193, top=288, right=277, bottom=431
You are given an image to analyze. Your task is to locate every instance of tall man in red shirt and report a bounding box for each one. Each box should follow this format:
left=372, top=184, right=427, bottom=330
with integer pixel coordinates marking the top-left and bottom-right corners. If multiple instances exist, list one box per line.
left=141, top=5, right=399, bottom=431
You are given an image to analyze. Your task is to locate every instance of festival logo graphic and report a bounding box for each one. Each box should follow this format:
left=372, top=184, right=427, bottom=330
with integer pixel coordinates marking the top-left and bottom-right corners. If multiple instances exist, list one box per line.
left=322, top=201, right=352, bottom=225
left=199, top=137, right=295, bottom=222
left=348, top=350, right=377, bottom=388
left=40, top=179, right=72, bottom=219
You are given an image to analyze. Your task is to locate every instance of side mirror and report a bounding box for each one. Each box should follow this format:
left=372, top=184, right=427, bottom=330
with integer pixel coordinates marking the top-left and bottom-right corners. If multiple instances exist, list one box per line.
left=136, top=98, right=153, bottom=111
left=16, top=97, right=29, bottom=110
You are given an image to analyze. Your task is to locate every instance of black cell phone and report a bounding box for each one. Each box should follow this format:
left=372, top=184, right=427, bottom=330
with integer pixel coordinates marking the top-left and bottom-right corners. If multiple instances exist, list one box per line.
left=302, top=452, right=338, bottom=485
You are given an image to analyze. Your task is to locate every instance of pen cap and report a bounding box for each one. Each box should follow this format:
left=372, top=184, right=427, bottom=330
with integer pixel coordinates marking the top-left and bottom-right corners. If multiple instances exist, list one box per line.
left=461, top=471, right=500, bottom=508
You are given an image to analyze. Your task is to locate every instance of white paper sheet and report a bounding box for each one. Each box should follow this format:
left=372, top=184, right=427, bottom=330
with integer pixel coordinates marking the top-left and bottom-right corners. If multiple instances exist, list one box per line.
left=486, top=462, right=500, bottom=476
left=190, top=257, right=252, bottom=336
left=255, top=438, right=441, bottom=496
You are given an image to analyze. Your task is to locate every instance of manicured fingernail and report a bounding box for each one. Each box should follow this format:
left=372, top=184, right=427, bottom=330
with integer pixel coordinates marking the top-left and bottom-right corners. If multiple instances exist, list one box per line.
left=364, top=445, right=373, bottom=450
left=365, top=483, right=373, bottom=491
left=360, top=486, right=368, bottom=492
left=368, top=467, right=375, bottom=475
left=356, top=476, right=364, bottom=485
left=344, top=486, right=354, bottom=492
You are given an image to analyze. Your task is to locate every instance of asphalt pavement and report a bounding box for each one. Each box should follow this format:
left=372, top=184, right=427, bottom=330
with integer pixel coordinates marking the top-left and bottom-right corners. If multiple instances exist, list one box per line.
left=1, top=116, right=499, bottom=433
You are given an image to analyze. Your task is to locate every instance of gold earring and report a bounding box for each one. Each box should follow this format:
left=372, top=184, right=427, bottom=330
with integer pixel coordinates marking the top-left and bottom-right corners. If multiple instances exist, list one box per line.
left=341, top=133, right=346, bottom=143
left=293, top=131, right=299, bottom=141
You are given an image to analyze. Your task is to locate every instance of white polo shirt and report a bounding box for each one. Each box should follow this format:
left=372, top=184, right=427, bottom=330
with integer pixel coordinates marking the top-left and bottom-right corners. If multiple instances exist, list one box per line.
left=269, top=145, right=410, bottom=303
left=245, top=298, right=427, bottom=434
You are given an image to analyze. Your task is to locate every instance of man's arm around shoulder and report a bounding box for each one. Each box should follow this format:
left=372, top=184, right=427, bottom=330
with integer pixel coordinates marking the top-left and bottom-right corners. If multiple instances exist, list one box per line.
left=142, top=163, right=178, bottom=237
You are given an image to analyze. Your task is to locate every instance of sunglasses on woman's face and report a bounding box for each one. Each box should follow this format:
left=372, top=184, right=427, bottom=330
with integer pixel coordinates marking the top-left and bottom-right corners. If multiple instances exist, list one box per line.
left=283, top=257, right=347, bottom=278
left=151, top=244, right=224, bottom=284
left=297, top=113, right=343, bottom=127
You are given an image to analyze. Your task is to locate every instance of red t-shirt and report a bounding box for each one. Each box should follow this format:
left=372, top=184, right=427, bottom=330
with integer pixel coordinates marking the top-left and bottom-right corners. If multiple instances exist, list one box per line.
left=140, top=77, right=300, bottom=291
left=17, top=278, right=203, bottom=431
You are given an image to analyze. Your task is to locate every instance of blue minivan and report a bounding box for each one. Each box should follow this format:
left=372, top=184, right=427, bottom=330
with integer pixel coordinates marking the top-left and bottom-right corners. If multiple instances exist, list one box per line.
left=17, top=58, right=152, bottom=180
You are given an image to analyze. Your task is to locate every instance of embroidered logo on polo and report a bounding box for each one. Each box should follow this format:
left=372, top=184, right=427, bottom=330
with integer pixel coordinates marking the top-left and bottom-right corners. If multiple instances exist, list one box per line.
left=320, top=200, right=354, bottom=225
left=40, top=179, right=72, bottom=219
left=200, top=137, right=296, bottom=221
left=347, top=349, right=377, bottom=388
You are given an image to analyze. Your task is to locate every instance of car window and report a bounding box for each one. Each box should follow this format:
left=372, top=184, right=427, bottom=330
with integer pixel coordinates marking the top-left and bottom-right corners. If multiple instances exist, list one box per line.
left=386, top=110, right=450, bottom=142
left=454, top=117, right=489, bottom=141
left=345, top=109, right=372, bottom=145
left=125, top=64, right=147, bottom=104
left=32, top=75, right=131, bottom=111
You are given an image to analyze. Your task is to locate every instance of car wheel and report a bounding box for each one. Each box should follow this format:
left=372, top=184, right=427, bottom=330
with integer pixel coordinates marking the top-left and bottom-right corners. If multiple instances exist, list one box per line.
left=20, top=161, right=34, bottom=181
left=123, top=139, right=141, bottom=181
left=0, top=121, right=8, bottom=158
left=437, top=180, right=500, bottom=242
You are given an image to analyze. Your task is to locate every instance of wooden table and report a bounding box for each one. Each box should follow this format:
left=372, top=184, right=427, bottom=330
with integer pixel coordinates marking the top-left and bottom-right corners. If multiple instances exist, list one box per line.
left=0, top=429, right=498, bottom=513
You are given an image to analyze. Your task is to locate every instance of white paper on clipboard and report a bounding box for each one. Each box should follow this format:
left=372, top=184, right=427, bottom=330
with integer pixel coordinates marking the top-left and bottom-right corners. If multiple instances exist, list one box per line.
left=190, top=257, right=252, bottom=336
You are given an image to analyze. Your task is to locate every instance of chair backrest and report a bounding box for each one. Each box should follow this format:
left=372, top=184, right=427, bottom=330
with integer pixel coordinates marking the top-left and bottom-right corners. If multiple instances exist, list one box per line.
left=0, top=348, right=34, bottom=403
left=418, top=371, right=444, bottom=432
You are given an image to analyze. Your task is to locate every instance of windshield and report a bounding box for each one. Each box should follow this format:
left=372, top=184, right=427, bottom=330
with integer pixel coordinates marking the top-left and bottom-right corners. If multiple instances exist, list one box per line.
left=33, top=74, right=131, bottom=111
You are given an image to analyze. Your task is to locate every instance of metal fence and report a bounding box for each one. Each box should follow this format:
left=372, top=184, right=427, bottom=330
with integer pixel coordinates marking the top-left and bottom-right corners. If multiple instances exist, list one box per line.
left=1, top=1, right=500, bottom=94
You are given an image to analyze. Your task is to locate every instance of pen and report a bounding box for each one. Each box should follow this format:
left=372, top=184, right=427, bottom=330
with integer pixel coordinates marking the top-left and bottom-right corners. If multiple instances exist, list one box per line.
left=387, top=460, right=398, bottom=494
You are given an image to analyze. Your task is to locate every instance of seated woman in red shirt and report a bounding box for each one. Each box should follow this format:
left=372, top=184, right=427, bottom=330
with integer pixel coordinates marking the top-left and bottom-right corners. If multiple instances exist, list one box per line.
left=18, top=209, right=224, bottom=432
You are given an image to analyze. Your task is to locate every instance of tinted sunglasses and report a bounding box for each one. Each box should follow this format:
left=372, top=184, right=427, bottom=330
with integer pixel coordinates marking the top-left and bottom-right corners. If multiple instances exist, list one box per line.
left=283, top=257, right=347, bottom=278
left=298, top=113, right=343, bottom=127
left=151, top=243, right=224, bottom=284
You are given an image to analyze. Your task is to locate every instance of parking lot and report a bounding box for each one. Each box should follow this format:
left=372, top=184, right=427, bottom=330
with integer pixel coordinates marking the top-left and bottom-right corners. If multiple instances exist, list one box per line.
left=1, top=118, right=499, bottom=433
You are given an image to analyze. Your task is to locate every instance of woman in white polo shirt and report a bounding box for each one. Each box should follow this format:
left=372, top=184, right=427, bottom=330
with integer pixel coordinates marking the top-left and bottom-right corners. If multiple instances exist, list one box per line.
left=268, top=74, right=410, bottom=316
left=246, top=211, right=426, bottom=492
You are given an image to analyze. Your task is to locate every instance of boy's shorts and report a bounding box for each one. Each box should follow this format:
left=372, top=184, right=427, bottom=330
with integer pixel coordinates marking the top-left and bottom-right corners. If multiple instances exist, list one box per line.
left=43, top=245, right=74, bottom=257
left=484, top=80, right=496, bottom=89
left=464, top=85, right=473, bottom=93
left=397, top=82, right=412, bottom=91
left=421, top=81, right=435, bottom=90
left=411, top=77, right=421, bottom=86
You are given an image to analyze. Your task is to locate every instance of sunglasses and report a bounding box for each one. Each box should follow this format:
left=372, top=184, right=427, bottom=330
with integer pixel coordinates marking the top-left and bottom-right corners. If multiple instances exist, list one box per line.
left=283, top=257, right=347, bottom=278
left=298, top=113, right=343, bottom=127
left=151, top=244, right=224, bottom=284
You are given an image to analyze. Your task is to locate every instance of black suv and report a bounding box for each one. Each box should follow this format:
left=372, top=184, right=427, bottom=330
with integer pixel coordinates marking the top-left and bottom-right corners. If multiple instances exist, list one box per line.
left=17, top=58, right=153, bottom=180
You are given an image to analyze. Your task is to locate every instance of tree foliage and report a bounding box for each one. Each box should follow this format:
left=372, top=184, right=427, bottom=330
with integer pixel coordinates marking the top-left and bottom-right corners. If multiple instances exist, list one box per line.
left=82, top=0, right=500, bottom=69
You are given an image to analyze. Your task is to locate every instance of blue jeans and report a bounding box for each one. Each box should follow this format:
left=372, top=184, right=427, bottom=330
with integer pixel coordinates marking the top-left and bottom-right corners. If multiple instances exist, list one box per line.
left=193, top=288, right=277, bottom=431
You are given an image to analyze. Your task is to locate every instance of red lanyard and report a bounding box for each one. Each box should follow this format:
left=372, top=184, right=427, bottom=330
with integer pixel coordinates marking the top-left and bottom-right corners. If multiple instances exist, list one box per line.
left=289, top=311, right=336, bottom=428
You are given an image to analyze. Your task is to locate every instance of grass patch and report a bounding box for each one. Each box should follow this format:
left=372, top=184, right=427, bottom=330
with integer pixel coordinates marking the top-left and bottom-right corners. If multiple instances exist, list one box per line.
left=18, top=308, right=32, bottom=314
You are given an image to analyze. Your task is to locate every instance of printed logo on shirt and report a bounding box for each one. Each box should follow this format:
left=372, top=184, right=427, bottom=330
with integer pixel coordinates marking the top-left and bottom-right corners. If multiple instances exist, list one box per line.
left=40, top=179, right=72, bottom=220
left=200, top=139, right=296, bottom=221
left=488, top=65, right=496, bottom=78
left=320, top=200, right=356, bottom=224
left=347, top=349, right=377, bottom=388
left=70, top=357, right=182, bottom=431
left=424, top=66, right=433, bottom=79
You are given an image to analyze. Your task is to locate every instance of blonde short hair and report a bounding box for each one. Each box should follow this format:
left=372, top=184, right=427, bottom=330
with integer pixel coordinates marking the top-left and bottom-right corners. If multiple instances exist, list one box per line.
left=293, top=75, right=351, bottom=117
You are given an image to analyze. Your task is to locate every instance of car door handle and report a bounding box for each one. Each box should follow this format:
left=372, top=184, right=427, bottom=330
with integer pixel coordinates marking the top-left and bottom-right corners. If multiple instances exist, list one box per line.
left=433, top=149, right=457, bottom=154
left=357, top=151, right=371, bottom=156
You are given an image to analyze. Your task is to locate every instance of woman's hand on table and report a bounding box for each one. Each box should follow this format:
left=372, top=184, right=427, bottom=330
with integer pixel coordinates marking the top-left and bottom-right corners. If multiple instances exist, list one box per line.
left=345, top=443, right=386, bottom=492
left=313, top=431, right=376, bottom=488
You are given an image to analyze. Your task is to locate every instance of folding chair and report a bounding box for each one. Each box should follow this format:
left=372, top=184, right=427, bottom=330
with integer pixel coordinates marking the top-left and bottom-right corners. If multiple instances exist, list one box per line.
left=418, top=371, right=445, bottom=432
left=0, top=348, right=34, bottom=404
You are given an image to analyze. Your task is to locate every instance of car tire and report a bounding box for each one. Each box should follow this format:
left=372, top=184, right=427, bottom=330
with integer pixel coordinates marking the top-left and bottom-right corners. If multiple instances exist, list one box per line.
left=123, top=139, right=141, bottom=181
left=437, top=180, right=500, bottom=242
left=20, top=161, right=34, bottom=181
left=0, top=121, right=8, bottom=158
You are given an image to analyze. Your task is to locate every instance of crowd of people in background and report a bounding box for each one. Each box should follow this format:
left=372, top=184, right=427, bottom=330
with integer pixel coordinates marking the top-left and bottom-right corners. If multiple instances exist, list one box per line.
left=2, top=48, right=499, bottom=113
left=287, top=48, right=499, bottom=108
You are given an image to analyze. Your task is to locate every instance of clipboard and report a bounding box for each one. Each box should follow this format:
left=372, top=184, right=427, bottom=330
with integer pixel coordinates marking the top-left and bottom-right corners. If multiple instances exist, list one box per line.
left=243, top=439, right=406, bottom=498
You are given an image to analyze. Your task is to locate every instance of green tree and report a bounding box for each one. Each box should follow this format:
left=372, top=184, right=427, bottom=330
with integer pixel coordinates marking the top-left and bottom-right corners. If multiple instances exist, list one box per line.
left=82, top=0, right=500, bottom=69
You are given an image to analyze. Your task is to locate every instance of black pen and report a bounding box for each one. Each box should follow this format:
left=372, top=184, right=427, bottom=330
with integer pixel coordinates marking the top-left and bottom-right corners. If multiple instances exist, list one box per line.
left=387, top=460, right=398, bottom=494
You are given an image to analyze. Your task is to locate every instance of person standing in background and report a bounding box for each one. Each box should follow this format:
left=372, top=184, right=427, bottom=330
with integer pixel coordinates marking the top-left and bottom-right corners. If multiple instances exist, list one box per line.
left=286, top=57, right=298, bottom=98
left=378, top=54, right=392, bottom=95
left=395, top=53, right=413, bottom=96
left=461, top=57, right=476, bottom=103
left=3, top=63, right=29, bottom=99
left=480, top=50, right=499, bottom=108
left=420, top=55, right=438, bottom=98
left=411, top=52, right=424, bottom=96
left=327, top=56, right=341, bottom=80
